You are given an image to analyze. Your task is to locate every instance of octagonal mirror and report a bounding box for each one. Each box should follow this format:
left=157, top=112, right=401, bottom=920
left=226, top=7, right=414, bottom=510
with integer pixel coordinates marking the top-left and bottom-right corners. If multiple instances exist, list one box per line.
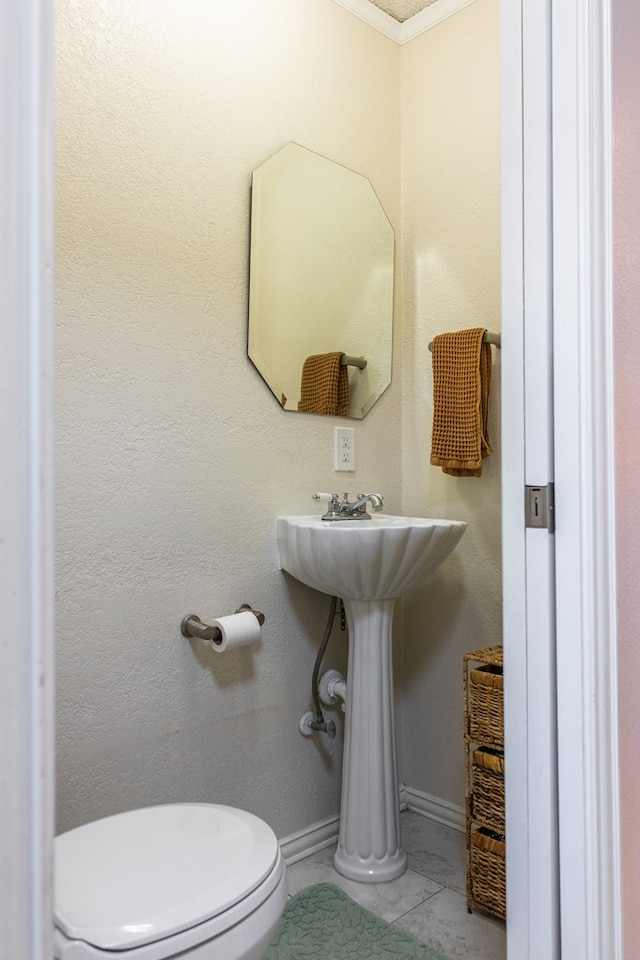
left=248, top=142, right=394, bottom=419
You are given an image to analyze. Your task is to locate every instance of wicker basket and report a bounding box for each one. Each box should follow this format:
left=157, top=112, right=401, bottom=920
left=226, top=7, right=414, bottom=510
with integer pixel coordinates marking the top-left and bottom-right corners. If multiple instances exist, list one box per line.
left=464, top=646, right=505, bottom=921
left=471, top=747, right=505, bottom=833
left=467, top=663, right=504, bottom=746
left=468, top=828, right=506, bottom=920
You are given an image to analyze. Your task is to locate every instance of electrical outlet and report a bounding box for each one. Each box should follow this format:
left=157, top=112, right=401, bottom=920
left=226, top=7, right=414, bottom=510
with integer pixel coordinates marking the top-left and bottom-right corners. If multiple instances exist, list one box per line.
left=334, top=427, right=355, bottom=472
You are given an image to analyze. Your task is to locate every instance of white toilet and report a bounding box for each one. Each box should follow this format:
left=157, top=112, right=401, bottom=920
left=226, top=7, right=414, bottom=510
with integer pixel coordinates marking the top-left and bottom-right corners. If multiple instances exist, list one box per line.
left=53, top=803, right=287, bottom=960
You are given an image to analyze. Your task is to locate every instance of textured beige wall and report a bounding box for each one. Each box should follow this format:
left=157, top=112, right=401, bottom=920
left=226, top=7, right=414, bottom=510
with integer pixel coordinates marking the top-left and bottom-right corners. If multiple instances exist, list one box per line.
left=398, top=0, right=501, bottom=807
left=613, top=0, right=640, bottom=953
left=55, top=0, right=402, bottom=837
left=55, top=0, right=501, bottom=839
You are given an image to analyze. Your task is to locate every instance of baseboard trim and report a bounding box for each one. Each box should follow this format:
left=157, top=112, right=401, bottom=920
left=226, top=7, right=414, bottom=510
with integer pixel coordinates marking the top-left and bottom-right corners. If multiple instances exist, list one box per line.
left=279, top=786, right=464, bottom=865
left=402, top=786, right=466, bottom=832
left=279, top=814, right=341, bottom=866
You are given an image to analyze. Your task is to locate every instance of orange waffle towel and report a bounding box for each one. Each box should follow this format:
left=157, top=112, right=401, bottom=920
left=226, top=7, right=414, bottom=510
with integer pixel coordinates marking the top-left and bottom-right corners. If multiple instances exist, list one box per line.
left=298, top=351, right=349, bottom=416
left=430, top=328, right=493, bottom=477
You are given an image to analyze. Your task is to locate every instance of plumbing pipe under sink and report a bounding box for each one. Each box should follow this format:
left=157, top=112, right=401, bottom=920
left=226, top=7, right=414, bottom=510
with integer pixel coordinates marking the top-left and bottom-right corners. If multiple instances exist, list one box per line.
left=319, top=669, right=346, bottom=710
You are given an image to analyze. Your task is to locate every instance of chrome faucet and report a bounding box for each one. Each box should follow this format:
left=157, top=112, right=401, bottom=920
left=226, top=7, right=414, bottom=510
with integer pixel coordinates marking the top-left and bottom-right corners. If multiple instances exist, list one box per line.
left=312, top=492, right=384, bottom=521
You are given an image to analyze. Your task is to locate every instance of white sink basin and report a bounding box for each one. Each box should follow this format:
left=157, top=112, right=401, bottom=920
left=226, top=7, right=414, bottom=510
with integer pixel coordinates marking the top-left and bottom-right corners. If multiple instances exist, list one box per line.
left=276, top=511, right=467, bottom=883
left=276, top=514, right=466, bottom=600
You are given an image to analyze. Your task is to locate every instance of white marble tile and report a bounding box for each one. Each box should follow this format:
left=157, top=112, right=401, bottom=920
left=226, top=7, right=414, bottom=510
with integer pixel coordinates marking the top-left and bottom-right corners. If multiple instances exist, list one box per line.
left=285, top=842, right=443, bottom=923
left=401, top=810, right=467, bottom=895
left=393, top=886, right=506, bottom=960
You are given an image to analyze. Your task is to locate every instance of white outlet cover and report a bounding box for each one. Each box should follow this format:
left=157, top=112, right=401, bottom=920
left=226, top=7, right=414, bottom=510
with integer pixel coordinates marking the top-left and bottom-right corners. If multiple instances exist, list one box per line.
left=334, top=427, right=355, bottom=472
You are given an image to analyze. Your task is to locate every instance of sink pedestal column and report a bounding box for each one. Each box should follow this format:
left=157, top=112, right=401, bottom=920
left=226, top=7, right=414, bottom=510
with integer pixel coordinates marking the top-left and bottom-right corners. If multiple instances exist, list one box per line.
left=333, top=597, right=407, bottom=883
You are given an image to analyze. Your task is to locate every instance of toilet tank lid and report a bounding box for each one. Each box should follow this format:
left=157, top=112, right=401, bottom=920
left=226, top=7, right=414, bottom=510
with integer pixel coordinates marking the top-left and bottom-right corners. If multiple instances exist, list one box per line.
left=54, top=803, right=279, bottom=951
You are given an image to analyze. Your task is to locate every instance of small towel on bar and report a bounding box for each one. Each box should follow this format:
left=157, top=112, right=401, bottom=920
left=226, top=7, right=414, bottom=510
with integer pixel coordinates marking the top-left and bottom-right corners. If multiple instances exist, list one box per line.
left=298, top=351, right=349, bottom=416
left=430, top=328, right=493, bottom=477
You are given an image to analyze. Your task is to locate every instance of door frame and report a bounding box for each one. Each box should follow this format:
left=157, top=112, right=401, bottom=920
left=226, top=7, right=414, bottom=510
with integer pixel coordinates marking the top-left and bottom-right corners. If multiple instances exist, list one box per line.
left=0, top=0, right=622, bottom=955
left=502, top=0, right=560, bottom=954
left=502, top=0, right=622, bottom=957
left=0, top=0, right=55, bottom=958
left=551, top=0, right=622, bottom=955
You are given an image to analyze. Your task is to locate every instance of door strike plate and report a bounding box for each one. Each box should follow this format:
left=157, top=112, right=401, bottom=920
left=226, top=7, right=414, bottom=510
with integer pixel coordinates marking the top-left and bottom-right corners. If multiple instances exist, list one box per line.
left=525, top=483, right=555, bottom=532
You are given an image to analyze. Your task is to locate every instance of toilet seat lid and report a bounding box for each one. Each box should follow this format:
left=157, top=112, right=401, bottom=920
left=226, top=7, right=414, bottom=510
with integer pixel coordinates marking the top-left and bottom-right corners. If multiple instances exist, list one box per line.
left=54, top=803, right=279, bottom=951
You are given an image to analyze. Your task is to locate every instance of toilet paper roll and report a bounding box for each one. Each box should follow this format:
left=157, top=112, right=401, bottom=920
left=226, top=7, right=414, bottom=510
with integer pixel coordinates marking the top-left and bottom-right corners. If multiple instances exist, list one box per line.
left=209, top=610, right=262, bottom=652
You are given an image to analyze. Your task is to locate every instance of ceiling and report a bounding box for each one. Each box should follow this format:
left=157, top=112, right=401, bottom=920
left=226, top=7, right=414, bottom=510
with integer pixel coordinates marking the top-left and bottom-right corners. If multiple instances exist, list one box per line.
left=367, top=0, right=440, bottom=21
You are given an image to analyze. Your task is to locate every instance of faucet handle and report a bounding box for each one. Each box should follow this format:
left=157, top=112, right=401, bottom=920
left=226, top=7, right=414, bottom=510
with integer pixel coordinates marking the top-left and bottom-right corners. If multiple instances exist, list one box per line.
left=313, top=492, right=342, bottom=521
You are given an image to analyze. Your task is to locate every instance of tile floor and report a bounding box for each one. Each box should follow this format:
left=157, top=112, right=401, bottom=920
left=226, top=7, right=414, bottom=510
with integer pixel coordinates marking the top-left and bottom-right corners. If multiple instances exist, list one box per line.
left=285, top=810, right=506, bottom=960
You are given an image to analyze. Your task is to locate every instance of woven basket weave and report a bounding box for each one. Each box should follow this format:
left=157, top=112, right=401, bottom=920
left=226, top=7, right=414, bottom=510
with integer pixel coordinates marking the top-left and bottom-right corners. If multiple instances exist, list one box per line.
left=471, top=748, right=505, bottom=833
left=469, top=828, right=506, bottom=920
left=467, top=663, right=504, bottom=745
left=464, top=646, right=505, bottom=921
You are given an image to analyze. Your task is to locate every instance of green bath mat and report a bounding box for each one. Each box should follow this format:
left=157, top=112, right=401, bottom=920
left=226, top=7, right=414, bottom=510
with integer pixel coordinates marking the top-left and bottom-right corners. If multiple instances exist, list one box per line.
left=265, top=883, right=445, bottom=960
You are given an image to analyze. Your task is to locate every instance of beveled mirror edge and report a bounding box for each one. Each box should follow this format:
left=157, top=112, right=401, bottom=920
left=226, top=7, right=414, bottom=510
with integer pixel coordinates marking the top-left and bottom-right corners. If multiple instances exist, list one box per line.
left=246, top=141, right=395, bottom=420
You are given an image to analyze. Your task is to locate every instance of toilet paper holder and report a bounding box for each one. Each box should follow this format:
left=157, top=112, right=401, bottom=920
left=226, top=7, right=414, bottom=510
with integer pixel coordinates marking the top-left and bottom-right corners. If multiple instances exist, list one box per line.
left=180, top=605, right=266, bottom=646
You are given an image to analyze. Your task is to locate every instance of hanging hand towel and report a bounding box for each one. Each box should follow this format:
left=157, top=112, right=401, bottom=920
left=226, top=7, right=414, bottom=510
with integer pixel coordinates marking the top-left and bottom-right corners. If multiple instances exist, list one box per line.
left=298, top=351, right=349, bottom=416
left=430, top=328, right=493, bottom=477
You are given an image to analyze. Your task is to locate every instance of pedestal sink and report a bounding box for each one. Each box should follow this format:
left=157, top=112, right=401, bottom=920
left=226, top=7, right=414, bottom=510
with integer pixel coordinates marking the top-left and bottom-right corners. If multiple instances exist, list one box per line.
left=276, top=514, right=466, bottom=882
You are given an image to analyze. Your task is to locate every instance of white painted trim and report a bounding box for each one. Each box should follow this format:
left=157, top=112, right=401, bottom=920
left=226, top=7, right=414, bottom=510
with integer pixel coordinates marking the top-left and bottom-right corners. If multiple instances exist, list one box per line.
left=500, top=1, right=532, bottom=956
left=279, top=814, right=341, bottom=866
left=520, top=2, right=560, bottom=956
left=551, top=0, right=622, bottom=955
left=503, top=0, right=622, bottom=954
left=331, top=0, right=478, bottom=44
left=399, top=0, right=478, bottom=42
left=330, top=0, right=404, bottom=41
left=403, top=787, right=465, bottom=832
left=0, top=0, right=55, bottom=957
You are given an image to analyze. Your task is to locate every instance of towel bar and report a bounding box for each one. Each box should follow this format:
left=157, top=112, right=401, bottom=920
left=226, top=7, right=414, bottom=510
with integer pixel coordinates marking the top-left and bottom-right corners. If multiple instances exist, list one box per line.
left=340, top=355, right=367, bottom=370
left=428, top=332, right=501, bottom=352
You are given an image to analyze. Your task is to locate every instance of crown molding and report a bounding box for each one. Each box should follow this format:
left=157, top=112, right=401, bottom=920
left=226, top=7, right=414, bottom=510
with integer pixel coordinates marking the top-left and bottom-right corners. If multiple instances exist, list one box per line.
left=331, top=0, right=404, bottom=41
left=400, top=0, right=478, bottom=41
left=331, top=0, right=478, bottom=44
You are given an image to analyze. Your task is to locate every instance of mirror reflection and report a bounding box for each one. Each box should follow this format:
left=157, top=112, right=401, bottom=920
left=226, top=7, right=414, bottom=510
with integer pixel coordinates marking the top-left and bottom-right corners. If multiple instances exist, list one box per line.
left=248, top=142, right=394, bottom=419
